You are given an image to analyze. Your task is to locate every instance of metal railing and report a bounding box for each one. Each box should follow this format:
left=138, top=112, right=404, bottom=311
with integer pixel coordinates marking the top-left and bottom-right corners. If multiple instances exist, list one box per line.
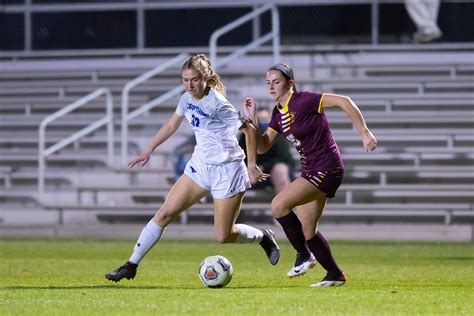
left=38, top=88, right=114, bottom=198
left=120, top=4, right=280, bottom=165
left=210, top=3, right=280, bottom=68
left=120, top=53, right=189, bottom=165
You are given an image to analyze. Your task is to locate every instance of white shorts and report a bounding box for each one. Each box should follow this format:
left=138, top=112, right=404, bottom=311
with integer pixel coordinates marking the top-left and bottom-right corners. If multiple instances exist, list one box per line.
left=184, top=157, right=251, bottom=199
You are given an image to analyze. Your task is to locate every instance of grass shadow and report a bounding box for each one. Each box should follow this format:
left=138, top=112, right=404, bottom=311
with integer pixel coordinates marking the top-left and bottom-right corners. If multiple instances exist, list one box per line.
left=425, top=257, right=474, bottom=261
left=2, top=284, right=296, bottom=290
left=2, top=285, right=179, bottom=290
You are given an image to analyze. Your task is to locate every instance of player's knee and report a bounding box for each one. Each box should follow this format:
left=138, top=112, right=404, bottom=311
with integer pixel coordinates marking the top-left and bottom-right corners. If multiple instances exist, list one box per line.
left=271, top=163, right=289, bottom=178
left=271, top=198, right=290, bottom=218
left=302, top=226, right=317, bottom=240
left=153, top=208, right=174, bottom=227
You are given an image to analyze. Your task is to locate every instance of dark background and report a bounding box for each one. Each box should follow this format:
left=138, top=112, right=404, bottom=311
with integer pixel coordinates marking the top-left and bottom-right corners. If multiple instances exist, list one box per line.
left=1, top=1, right=473, bottom=50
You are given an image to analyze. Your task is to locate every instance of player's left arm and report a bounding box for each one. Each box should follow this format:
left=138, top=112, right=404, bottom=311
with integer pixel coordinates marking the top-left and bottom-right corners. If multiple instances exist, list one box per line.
left=322, top=93, right=378, bottom=152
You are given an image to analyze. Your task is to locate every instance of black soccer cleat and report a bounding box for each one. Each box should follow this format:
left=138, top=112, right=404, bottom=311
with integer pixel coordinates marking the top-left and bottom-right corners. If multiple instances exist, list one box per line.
left=259, top=229, right=280, bottom=265
left=105, top=261, right=138, bottom=282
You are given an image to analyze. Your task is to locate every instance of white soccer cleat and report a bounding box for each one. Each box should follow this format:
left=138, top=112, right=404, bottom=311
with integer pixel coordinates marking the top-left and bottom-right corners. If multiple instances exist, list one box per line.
left=287, top=253, right=317, bottom=278
left=310, top=272, right=347, bottom=287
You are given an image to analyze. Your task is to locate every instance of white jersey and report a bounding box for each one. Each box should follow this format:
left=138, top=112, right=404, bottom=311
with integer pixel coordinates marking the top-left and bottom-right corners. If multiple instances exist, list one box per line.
left=175, top=88, right=246, bottom=165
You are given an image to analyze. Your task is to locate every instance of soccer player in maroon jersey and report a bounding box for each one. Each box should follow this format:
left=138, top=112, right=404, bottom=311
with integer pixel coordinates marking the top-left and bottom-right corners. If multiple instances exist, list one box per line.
left=244, top=63, right=377, bottom=287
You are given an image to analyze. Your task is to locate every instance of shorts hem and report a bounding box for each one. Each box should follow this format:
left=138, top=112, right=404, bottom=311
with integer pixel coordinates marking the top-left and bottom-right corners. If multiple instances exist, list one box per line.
left=212, top=187, right=248, bottom=199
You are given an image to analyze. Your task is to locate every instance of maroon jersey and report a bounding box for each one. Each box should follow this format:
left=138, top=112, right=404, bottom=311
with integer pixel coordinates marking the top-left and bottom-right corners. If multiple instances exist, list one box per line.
left=268, top=91, right=344, bottom=173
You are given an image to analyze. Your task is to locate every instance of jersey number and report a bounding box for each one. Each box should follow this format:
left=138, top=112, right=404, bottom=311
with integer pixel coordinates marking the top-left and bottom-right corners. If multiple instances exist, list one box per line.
left=191, top=114, right=200, bottom=127
left=286, top=133, right=301, bottom=147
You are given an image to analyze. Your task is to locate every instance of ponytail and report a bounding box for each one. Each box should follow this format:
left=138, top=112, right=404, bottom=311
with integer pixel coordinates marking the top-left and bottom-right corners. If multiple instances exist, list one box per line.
left=182, top=54, right=226, bottom=96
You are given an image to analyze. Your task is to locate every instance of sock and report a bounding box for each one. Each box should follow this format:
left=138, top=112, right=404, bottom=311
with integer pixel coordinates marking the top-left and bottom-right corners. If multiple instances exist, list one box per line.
left=234, top=223, right=264, bottom=243
left=306, top=231, right=342, bottom=274
left=275, top=211, right=311, bottom=258
left=129, top=219, right=164, bottom=264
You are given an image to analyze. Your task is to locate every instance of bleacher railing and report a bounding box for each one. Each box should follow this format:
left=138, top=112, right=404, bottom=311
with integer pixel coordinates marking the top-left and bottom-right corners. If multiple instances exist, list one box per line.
left=210, top=3, right=280, bottom=68
left=120, top=53, right=189, bottom=166
left=120, top=4, right=281, bottom=166
left=38, top=88, right=114, bottom=199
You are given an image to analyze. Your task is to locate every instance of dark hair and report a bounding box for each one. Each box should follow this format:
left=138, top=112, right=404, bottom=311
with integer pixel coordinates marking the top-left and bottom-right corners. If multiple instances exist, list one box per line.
left=268, top=63, right=294, bottom=81
left=268, top=62, right=296, bottom=91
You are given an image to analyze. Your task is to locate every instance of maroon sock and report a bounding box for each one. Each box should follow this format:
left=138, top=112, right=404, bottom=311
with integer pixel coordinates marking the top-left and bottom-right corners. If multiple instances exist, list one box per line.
left=275, top=212, right=311, bottom=258
left=306, top=231, right=342, bottom=274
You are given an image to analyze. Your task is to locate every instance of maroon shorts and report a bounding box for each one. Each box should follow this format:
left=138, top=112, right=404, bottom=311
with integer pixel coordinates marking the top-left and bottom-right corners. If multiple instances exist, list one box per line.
left=301, top=168, right=344, bottom=198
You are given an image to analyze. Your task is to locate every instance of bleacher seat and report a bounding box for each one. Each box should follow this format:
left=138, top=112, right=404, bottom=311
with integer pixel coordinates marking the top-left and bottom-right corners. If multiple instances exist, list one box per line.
left=0, top=50, right=473, bottom=226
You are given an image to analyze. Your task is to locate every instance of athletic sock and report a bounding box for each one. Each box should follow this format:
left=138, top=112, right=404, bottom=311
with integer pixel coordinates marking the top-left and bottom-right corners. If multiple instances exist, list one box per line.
left=306, top=230, right=342, bottom=274
left=234, top=223, right=264, bottom=243
left=275, top=211, right=311, bottom=258
left=129, top=219, right=164, bottom=264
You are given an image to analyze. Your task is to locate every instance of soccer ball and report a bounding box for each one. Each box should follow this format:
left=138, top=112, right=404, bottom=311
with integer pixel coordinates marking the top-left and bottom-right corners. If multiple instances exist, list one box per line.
left=198, top=255, right=233, bottom=288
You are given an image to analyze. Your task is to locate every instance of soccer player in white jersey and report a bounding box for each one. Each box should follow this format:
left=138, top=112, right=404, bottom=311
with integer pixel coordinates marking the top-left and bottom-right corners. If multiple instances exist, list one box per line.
left=106, top=54, right=280, bottom=282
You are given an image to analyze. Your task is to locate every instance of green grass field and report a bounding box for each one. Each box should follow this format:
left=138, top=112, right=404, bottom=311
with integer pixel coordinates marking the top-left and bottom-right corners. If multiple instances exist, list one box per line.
left=1, top=238, right=473, bottom=315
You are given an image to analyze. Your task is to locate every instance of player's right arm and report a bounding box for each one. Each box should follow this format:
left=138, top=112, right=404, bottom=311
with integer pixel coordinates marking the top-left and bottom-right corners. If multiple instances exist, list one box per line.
left=257, top=128, right=279, bottom=154
left=129, top=113, right=185, bottom=168
left=243, top=97, right=279, bottom=154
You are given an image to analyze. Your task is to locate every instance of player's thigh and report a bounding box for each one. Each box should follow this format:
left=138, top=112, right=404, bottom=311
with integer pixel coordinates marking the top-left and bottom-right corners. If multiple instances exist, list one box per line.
left=270, top=162, right=291, bottom=193
left=295, top=197, right=327, bottom=239
left=213, top=192, right=245, bottom=239
left=271, top=177, right=321, bottom=217
left=154, top=174, right=207, bottom=225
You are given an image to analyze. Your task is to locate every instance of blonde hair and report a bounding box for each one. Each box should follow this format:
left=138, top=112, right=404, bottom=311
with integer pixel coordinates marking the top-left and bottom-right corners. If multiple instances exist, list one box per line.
left=181, top=54, right=226, bottom=96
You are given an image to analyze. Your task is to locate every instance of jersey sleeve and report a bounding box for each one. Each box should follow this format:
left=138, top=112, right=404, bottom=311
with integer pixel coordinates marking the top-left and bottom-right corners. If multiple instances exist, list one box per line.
left=300, top=91, right=324, bottom=114
left=317, top=92, right=325, bottom=114
left=215, top=101, right=246, bottom=130
left=175, top=93, right=187, bottom=116
left=268, top=107, right=281, bottom=134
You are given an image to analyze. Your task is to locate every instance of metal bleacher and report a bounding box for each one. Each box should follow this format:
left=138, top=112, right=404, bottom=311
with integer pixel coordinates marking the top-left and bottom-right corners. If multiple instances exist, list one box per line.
left=1, top=0, right=474, bottom=229
left=1, top=48, right=473, bottom=227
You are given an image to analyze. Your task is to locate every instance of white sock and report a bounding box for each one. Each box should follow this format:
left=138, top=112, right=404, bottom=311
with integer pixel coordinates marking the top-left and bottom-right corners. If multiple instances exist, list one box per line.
left=129, top=219, right=164, bottom=264
left=234, top=223, right=264, bottom=243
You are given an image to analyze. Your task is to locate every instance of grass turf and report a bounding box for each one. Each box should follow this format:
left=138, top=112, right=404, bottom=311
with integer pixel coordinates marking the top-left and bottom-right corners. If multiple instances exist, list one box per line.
left=0, top=238, right=473, bottom=315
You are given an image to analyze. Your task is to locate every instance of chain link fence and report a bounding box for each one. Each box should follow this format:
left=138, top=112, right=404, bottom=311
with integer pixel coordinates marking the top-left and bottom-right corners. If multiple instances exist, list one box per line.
left=146, top=7, right=253, bottom=48
left=33, top=11, right=136, bottom=49
left=1, top=1, right=473, bottom=51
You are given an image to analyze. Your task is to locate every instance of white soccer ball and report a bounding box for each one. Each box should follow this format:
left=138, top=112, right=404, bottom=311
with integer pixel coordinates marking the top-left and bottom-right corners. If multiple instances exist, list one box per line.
left=198, top=255, right=233, bottom=288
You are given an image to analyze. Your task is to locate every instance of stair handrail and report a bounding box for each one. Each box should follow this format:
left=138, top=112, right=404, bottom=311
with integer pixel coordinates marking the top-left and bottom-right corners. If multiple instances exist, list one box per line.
left=209, top=3, right=280, bottom=69
left=38, top=87, right=114, bottom=198
left=120, top=53, right=189, bottom=165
